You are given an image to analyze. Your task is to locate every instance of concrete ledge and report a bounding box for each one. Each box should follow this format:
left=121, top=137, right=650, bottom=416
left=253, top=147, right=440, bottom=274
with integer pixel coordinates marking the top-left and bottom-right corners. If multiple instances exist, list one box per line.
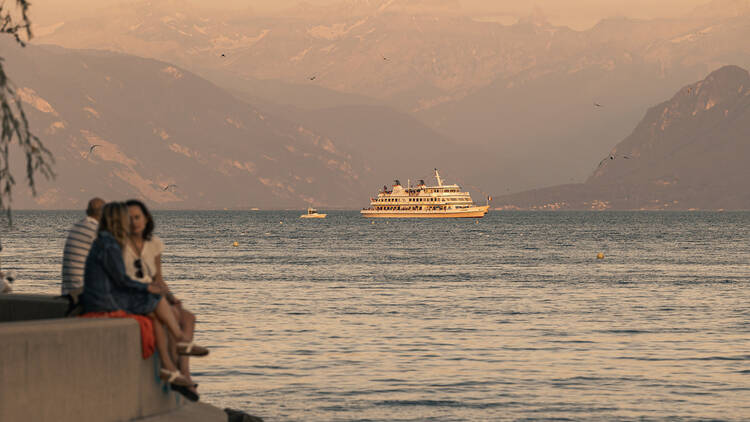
left=137, top=402, right=228, bottom=421
left=0, top=317, right=224, bottom=422
left=0, top=293, right=68, bottom=322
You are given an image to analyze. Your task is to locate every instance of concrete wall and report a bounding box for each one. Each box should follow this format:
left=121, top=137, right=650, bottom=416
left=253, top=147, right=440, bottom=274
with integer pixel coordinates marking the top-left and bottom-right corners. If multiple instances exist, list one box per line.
left=0, top=314, right=226, bottom=421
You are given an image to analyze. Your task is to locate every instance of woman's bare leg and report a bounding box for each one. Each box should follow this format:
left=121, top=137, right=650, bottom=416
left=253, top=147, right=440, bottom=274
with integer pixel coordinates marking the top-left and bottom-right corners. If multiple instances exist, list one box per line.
left=149, top=313, right=177, bottom=372
left=168, top=335, right=178, bottom=365
left=177, top=309, right=196, bottom=388
left=167, top=304, right=180, bottom=364
left=154, top=297, right=184, bottom=340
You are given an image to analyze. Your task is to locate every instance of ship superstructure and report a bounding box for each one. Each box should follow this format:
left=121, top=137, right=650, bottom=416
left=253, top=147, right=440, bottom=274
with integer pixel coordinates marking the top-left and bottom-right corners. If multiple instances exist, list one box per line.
left=360, top=169, right=490, bottom=218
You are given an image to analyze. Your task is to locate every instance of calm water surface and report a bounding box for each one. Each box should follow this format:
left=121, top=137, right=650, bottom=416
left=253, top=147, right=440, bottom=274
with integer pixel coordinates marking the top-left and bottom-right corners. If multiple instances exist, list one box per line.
left=2, top=211, right=749, bottom=421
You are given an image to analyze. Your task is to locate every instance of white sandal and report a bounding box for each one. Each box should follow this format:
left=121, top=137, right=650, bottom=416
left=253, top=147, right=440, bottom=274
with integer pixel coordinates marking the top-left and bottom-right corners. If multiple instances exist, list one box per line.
left=176, top=341, right=209, bottom=357
left=159, top=368, right=192, bottom=387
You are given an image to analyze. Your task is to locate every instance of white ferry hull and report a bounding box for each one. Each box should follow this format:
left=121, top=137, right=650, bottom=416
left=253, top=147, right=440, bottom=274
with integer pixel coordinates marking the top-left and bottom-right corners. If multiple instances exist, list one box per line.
left=361, top=205, right=489, bottom=218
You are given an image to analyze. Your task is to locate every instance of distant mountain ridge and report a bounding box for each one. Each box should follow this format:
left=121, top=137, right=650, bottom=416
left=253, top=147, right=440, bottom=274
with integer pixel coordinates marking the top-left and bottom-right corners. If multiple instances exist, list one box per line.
left=4, top=39, right=485, bottom=209
left=491, top=65, right=750, bottom=210
left=3, top=39, right=365, bottom=209
left=31, top=0, right=750, bottom=194
left=34, top=0, right=750, bottom=109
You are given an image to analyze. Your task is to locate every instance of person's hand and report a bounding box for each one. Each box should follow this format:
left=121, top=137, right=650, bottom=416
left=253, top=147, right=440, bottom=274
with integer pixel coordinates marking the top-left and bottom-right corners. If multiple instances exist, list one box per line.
left=154, top=274, right=170, bottom=292
left=147, top=282, right=164, bottom=295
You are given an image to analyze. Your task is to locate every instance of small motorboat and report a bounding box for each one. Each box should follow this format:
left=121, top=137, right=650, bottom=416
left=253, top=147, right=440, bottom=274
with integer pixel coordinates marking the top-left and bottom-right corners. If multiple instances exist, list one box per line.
left=300, top=207, right=327, bottom=218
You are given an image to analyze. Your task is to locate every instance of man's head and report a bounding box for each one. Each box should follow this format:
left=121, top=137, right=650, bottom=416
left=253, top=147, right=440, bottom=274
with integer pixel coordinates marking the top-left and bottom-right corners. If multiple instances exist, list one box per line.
left=86, top=197, right=105, bottom=221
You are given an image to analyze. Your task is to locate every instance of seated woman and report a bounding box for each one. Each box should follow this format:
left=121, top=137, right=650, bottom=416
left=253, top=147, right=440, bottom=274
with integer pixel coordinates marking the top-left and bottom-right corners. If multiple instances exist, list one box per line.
left=79, top=202, right=207, bottom=390
left=123, top=199, right=201, bottom=399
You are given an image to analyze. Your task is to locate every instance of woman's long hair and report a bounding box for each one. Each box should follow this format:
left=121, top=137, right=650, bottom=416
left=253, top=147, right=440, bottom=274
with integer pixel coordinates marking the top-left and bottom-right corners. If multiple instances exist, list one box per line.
left=125, top=199, right=154, bottom=240
left=99, top=202, right=130, bottom=248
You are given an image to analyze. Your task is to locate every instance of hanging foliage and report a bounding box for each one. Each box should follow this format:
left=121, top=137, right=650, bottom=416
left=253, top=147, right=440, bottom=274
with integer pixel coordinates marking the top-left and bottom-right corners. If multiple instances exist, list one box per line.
left=0, top=0, right=55, bottom=223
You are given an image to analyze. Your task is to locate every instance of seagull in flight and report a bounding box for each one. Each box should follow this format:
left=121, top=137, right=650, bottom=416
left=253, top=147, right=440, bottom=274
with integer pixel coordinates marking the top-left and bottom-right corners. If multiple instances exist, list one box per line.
left=86, top=144, right=101, bottom=157
left=162, top=184, right=177, bottom=191
left=594, top=102, right=603, bottom=107
left=221, top=53, right=226, bottom=57
left=598, top=153, right=632, bottom=168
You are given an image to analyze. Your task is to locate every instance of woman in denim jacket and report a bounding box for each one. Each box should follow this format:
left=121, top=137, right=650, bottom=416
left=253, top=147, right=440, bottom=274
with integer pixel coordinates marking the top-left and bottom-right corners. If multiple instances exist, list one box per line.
left=80, top=202, right=207, bottom=388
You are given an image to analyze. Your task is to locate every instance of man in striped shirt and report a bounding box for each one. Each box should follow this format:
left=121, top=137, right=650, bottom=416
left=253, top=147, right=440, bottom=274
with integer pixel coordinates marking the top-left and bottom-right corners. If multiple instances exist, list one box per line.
left=61, top=198, right=105, bottom=297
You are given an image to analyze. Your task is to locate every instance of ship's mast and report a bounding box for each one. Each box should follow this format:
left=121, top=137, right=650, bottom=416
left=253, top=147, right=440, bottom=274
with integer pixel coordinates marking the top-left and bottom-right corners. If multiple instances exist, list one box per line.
left=434, top=168, right=443, bottom=187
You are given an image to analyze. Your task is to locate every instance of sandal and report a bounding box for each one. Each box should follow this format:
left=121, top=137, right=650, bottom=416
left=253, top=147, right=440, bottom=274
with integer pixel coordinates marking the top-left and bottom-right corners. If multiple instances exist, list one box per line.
left=171, top=384, right=200, bottom=402
left=159, top=368, right=192, bottom=387
left=176, top=341, right=209, bottom=357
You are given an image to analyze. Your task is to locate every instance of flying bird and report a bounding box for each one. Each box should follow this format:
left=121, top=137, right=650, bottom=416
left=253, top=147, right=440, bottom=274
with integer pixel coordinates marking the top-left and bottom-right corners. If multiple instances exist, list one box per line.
left=85, top=144, right=101, bottom=157
left=383, top=56, right=390, bottom=61
left=594, top=102, right=603, bottom=107
left=221, top=53, right=226, bottom=57
left=598, top=153, right=632, bottom=168
left=162, top=184, right=177, bottom=191
left=309, top=75, right=316, bottom=81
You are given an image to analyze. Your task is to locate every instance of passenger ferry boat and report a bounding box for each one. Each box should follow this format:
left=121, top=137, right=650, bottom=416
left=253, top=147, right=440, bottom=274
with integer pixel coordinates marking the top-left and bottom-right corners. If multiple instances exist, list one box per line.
left=361, top=169, right=490, bottom=218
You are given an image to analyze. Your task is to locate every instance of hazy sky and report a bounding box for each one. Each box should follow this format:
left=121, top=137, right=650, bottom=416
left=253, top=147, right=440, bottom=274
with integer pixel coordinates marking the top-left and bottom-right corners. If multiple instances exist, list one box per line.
left=30, top=0, right=711, bottom=29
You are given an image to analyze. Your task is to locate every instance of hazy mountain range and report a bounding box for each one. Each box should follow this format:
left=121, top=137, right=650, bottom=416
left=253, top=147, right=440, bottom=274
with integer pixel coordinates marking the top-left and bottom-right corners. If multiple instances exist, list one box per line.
left=4, top=38, right=484, bottom=209
left=492, top=65, right=750, bottom=210
left=3, top=39, right=365, bottom=209
left=7, top=0, right=750, bottom=209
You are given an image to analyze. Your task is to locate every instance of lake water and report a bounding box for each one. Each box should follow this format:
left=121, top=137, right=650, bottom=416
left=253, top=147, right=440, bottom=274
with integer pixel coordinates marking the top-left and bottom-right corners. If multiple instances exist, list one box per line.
left=2, top=210, right=749, bottom=421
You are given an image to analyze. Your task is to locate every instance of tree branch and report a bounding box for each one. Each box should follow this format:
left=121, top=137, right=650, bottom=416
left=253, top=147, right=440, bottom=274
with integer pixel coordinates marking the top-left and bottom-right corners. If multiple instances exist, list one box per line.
left=0, top=0, right=55, bottom=224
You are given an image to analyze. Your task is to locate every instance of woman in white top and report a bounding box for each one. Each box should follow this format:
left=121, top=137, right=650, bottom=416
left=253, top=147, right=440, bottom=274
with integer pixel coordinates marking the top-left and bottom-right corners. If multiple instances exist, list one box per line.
left=125, top=199, right=201, bottom=401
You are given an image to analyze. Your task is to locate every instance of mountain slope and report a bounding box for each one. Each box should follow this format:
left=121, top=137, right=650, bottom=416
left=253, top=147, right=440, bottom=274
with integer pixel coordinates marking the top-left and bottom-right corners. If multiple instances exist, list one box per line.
left=415, top=15, right=750, bottom=191
left=491, top=65, right=750, bottom=210
left=5, top=39, right=489, bottom=209
left=261, top=103, right=497, bottom=188
left=3, top=39, right=367, bottom=209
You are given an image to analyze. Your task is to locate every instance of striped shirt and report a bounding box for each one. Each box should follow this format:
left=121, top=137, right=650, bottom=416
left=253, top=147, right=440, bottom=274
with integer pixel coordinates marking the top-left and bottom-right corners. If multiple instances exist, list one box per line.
left=61, top=216, right=99, bottom=295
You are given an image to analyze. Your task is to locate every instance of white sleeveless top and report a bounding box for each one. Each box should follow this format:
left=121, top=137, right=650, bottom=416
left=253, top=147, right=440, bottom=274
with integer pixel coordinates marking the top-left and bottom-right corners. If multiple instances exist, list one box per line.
left=123, top=235, right=164, bottom=284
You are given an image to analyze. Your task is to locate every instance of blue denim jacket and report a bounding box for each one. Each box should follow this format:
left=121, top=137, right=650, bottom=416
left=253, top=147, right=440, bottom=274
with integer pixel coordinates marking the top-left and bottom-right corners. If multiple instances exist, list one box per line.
left=80, top=230, right=154, bottom=313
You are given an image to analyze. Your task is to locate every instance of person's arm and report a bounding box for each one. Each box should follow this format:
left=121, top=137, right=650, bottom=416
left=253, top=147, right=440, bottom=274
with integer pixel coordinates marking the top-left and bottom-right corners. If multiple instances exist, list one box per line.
left=154, top=254, right=179, bottom=304
left=154, top=253, right=163, bottom=283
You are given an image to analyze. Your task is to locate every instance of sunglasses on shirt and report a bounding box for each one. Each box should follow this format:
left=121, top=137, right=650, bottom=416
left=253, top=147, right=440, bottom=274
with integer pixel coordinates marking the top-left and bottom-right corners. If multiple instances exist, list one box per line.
left=134, top=258, right=144, bottom=278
